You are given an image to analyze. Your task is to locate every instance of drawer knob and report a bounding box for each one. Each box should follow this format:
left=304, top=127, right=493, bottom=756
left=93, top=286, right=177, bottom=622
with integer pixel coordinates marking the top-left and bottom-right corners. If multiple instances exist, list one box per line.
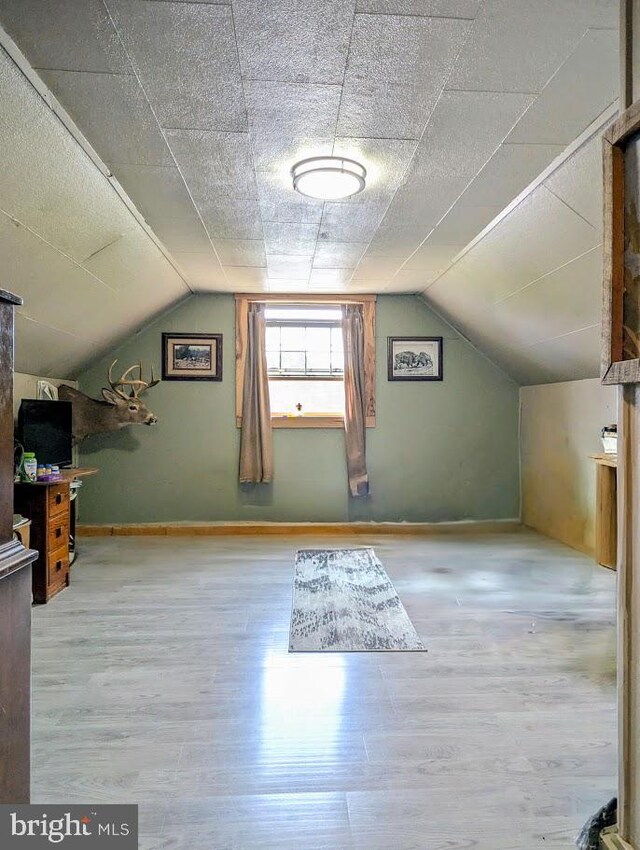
left=55, top=560, right=62, bottom=571
left=55, top=527, right=62, bottom=538
left=55, top=494, right=62, bottom=505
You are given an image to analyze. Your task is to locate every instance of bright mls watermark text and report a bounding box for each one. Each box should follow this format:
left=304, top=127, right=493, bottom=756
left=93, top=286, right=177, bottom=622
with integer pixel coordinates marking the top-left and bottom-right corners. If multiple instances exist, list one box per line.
left=0, top=806, right=137, bottom=848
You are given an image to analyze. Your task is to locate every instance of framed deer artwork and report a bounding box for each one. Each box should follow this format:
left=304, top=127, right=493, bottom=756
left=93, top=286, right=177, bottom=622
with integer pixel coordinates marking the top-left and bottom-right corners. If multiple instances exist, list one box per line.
left=162, top=333, right=223, bottom=381
left=602, top=98, right=640, bottom=383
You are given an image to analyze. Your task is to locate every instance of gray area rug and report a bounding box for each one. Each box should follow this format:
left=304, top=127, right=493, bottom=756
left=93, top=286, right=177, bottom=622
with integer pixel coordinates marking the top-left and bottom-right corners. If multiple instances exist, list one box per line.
left=289, top=548, right=426, bottom=652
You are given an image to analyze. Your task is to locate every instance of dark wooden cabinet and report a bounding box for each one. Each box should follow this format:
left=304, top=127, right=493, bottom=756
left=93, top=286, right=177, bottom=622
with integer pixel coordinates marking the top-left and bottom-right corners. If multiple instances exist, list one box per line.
left=0, top=289, right=37, bottom=804
left=15, top=480, right=71, bottom=604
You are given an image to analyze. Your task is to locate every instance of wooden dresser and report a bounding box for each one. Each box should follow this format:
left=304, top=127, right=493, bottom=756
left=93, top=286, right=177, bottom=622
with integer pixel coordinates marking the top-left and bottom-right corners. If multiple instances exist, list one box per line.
left=15, top=479, right=71, bottom=604
left=0, top=288, right=37, bottom=804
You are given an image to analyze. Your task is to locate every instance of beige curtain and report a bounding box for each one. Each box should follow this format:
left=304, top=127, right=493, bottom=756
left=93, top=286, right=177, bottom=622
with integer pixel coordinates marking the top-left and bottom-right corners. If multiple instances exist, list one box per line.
left=342, top=304, right=370, bottom=497
left=239, top=303, right=273, bottom=484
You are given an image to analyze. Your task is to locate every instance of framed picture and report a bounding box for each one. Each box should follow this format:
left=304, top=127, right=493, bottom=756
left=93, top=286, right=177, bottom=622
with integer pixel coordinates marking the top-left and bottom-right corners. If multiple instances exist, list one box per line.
left=603, top=98, right=640, bottom=383
left=387, top=336, right=443, bottom=381
left=161, top=333, right=222, bottom=381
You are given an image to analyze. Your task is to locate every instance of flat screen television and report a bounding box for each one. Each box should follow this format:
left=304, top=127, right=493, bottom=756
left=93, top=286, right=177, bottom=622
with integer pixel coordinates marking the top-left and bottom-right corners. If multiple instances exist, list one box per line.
left=17, top=399, right=73, bottom=467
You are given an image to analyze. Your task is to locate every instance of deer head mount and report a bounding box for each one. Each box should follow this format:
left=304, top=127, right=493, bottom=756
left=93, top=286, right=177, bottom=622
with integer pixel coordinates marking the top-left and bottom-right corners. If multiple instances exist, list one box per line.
left=59, top=360, right=160, bottom=444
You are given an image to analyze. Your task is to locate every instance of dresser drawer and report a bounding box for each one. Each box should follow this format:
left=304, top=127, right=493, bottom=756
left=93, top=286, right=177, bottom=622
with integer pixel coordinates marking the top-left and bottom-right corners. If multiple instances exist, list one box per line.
left=47, top=517, right=69, bottom=552
left=47, top=545, right=69, bottom=590
left=48, top=482, right=70, bottom=518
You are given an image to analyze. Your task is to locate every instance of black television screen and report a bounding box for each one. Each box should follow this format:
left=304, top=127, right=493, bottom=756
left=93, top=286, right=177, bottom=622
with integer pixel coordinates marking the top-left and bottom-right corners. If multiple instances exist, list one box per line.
left=17, top=400, right=73, bottom=467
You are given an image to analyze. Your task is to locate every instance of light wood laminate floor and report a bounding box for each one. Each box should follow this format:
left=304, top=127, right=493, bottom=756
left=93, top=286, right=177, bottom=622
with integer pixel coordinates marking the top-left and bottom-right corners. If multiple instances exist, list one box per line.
left=31, top=531, right=616, bottom=849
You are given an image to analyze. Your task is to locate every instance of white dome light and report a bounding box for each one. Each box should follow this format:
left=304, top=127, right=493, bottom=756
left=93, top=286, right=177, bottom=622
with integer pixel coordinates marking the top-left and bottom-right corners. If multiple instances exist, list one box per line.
left=291, top=156, right=366, bottom=200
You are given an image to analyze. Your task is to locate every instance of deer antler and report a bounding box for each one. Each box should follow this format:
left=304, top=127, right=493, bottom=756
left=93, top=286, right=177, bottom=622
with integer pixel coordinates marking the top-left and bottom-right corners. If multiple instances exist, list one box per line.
left=108, top=360, right=160, bottom=399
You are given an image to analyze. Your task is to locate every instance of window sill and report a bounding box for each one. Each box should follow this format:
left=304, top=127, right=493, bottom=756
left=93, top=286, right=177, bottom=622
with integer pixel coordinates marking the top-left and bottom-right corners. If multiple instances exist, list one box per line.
left=273, top=415, right=344, bottom=429
left=235, top=415, right=375, bottom=429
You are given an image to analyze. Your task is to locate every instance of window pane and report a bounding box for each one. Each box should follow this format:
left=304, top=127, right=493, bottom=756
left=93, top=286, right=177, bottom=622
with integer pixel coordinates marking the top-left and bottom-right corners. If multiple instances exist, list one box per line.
left=306, top=326, right=331, bottom=351
left=331, top=327, right=343, bottom=351
left=281, top=351, right=305, bottom=372
left=281, top=325, right=306, bottom=349
left=330, top=350, right=344, bottom=373
left=265, top=326, right=280, bottom=351
left=307, top=349, right=331, bottom=372
left=269, top=379, right=345, bottom=415
left=266, top=350, right=280, bottom=371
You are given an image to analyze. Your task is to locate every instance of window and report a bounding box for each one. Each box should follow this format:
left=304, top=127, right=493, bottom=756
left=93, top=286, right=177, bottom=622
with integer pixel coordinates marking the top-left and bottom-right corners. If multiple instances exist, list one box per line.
left=235, top=295, right=376, bottom=429
left=265, top=306, right=345, bottom=417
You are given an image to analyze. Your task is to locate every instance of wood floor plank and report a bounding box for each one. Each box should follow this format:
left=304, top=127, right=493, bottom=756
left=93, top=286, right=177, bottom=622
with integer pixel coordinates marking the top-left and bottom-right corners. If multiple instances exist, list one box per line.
left=31, top=531, right=616, bottom=849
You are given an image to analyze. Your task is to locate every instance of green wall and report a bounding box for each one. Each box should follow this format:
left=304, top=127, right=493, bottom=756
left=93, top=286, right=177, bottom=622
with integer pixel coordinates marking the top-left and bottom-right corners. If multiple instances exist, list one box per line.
left=77, top=294, right=520, bottom=523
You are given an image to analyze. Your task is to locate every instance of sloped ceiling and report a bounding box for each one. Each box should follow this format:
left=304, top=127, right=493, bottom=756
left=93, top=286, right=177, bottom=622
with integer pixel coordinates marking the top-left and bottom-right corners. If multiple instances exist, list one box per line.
left=0, top=44, right=191, bottom=378
left=423, top=118, right=609, bottom=385
left=0, top=0, right=619, bottom=382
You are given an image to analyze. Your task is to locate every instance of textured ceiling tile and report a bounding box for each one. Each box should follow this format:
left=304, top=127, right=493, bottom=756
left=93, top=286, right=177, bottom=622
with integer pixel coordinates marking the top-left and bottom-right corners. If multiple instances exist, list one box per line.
left=381, top=184, right=466, bottom=228
left=222, top=266, right=269, bottom=290
left=232, top=0, right=354, bottom=84
left=409, top=91, right=534, bottom=183
left=341, top=281, right=387, bottom=293
left=14, top=313, right=87, bottom=378
left=263, top=221, right=319, bottom=255
left=337, top=14, right=470, bottom=139
left=256, top=171, right=325, bottom=224
left=427, top=187, right=600, bottom=306
left=431, top=248, right=603, bottom=375
left=520, top=325, right=601, bottom=384
left=365, top=226, right=427, bottom=258
left=312, top=241, right=368, bottom=268
left=506, top=29, right=618, bottom=146
left=0, top=50, right=136, bottom=263
left=0, top=0, right=129, bottom=73
left=266, top=279, right=310, bottom=292
left=171, top=252, right=228, bottom=291
left=460, top=322, right=602, bottom=385
left=38, top=70, right=173, bottom=166
left=545, top=135, right=603, bottom=232
left=352, top=256, right=403, bottom=280
left=446, top=0, right=597, bottom=94
left=428, top=204, right=503, bottom=246
left=163, top=129, right=257, bottom=200
left=383, top=278, right=426, bottom=294
left=82, top=230, right=189, bottom=295
left=244, top=81, right=341, bottom=170
left=114, top=164, right=212, bottom=253
left=382, top=91, right=533, bottom=229
left=403, top=242, right=462, bottom=271
left=458, top=143, right=565, bottom=208
left=0, top=214, right=120, bottom=331
left=105, top=0, right=246, bottom=131
left=319, top=202, right=387, bottom=242
left=355, top=0, right=480, bottom=15
left=332, top=138, right=418, bottom=206
left=490, top=246, right=602, bottom=347
left=259, top=198, right=325, bottom=226
left=309, top=268, right=355, bottom=286
left=213, top=239, right=266, bottom=267
left=197, top=198, right=263, bottom=240
left=266, top=255, right=313, bottom=279
left=390, top=268, right=434, bottom=290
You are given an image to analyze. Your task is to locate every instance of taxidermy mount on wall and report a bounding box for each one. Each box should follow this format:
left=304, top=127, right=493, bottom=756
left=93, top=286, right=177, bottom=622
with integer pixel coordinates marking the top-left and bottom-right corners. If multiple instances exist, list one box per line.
left=59, top=360, right=159, bottom=443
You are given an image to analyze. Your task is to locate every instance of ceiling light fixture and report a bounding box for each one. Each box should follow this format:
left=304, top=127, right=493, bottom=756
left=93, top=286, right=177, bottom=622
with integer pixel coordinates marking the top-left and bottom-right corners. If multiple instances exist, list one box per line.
left=291, top=156, right=366, bottom=200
